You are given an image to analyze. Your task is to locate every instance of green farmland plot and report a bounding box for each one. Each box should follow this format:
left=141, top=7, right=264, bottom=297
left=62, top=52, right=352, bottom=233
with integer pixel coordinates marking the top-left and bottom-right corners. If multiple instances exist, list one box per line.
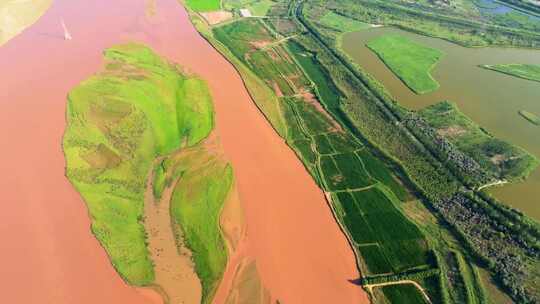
left=326, top=131, right=363, bottom=153
left=357, top=149, right=409, bottom=201
left=213, top=19, right=275, bottom=63
left=314, top=134, right=335, bottom=155
left=335, top=192, right=377, bottom=244
left=378, top=284, right=428, bottom=304
left=359, top=244, right=394, bottom=275
left=210, top=13, right=436, bottom=294
left=294, top=100, right=337, bottom=135
left=334, top=186, right=431, bottom=275
left=321, top=153, right=374, bottom=191
left=367, top=34, right=443, bottom=94
left=352, top=187, right=431, bottom=272
left=185, top=0, right=221, bottom=12
left=287, top=40, right=342, bottom=110
left=214, top=20, right=309, bottom=97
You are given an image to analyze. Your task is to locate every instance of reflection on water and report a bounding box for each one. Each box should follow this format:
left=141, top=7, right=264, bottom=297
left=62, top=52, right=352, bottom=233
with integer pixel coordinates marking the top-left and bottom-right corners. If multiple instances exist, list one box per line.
left=475, top=0, right=540, bottom=20
left=342, top=27, right=540, bottom=219
left=0, top=0, right=52, bottom=45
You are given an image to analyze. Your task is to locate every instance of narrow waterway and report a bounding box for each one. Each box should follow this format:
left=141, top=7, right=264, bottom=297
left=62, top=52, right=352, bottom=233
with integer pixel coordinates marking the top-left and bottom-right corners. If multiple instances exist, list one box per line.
left=0, top=0, right=366, bottom=303
left=342, top=27, right=540, bottom=219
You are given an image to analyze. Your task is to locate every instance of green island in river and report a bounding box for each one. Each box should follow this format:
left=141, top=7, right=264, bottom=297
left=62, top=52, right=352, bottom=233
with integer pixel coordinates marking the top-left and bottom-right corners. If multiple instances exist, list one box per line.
left=366, top=34, right=443, bottom=95
left=481, top=63, right=540, bottom=83
left=519, top=110, right=540, bottom=126
left=63, top=43, right=231, bottom=302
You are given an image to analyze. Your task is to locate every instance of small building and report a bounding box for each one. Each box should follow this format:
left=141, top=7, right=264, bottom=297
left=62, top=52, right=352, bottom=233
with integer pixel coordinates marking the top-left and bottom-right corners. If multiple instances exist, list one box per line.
left=239, top=9, right=252, bottom=17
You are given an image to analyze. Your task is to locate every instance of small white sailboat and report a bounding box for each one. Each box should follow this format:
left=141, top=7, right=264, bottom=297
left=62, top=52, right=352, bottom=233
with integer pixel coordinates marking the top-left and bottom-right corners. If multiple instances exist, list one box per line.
left=61, top=18, right=72, bottom=40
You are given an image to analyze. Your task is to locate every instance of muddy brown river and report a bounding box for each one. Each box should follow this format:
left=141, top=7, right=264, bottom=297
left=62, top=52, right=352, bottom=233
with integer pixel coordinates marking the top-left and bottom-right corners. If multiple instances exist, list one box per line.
left=0, top=0, right=367, bottom=303
left=342, top=27, right=540, bottom=220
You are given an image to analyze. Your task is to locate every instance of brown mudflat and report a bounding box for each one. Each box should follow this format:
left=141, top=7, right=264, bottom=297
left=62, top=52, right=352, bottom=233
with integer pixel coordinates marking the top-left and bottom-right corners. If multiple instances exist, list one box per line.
left=0, top=0, right=367, bottom=303
left=144, top=159, right=202, bottom=304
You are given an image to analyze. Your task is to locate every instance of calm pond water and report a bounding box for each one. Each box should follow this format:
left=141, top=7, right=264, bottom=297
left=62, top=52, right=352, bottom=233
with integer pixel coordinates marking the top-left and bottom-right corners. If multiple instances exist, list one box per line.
left=342, top=27, right=540, bottom=220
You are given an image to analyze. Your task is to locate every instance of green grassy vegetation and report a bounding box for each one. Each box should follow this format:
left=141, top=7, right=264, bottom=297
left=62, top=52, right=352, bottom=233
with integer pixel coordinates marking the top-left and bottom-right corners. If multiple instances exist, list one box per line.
left=64, top=43, right=212, bottom=285
left=481, top=63, right=540, bottom=82
left=295, top=3, right=540, bottom=302
left=152, top=160, right=166, bottom=199
left=314, top=0, right=540, bottom=48
left=287, top=40, right=341, bottom=109
left=417, top=275, right=444, bottom=304
left=334, top=185, right=432, bottom=275
left=167, top=144, right=233, bottom=303
left=247, top=0, right=275, bottom=16
left=377, top=284, right=428, bottom=304
left=366, top=34, right=443, bottom=94
left=319, top=11, right=372, bottom=32
left=185, top=0, right=221, bottom=12
left=519, top=110, right=540, bottom=126
left=198, top=7, right=438, bottom=300
left=206, top=18, right=287, bottom=135
left=321, top=152, right=375, bottom=190
left=213, top=18, right=309, bottom=100
left=357, top=149, right=409, bottom=201
left=64, top=43, right=230, bottom=303
left=352, top=187, right=431, bottom=272
left=419, top=101, right=539, bottom=181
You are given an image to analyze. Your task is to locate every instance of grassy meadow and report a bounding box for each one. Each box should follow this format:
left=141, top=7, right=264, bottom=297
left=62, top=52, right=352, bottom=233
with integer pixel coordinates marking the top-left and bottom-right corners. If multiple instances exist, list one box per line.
left=367, top=34, right=443, bottom=94
left=320, top=11, right=372, bottom=32
left=481, top=63, right=540, bottom=83
left=63, top=43, right=229, bottom=299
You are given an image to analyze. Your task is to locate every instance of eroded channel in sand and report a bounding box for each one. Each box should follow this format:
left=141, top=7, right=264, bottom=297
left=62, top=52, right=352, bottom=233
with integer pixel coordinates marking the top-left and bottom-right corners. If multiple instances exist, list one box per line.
left=144, top=158, right=202, bottom=304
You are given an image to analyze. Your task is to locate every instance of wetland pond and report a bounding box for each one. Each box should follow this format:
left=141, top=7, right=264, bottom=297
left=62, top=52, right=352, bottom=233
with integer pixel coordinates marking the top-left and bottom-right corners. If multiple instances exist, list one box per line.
left=342, top=27, right=540, bottom=220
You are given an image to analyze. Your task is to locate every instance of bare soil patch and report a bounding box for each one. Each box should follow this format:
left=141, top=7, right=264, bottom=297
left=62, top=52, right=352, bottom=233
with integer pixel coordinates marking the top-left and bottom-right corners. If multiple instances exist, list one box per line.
left=144, top=158, right=202, bottom=304
left=200, top=11, right=233, bottom=25
left=437, top=125, right=467, bottom=138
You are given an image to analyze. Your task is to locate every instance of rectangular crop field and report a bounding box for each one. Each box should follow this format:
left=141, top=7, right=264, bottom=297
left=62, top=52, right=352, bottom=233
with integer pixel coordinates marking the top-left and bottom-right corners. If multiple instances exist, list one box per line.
left=292, top=139, right=317, bottom=165
left=359, top=244, right=393, bottom=275
left=350, top=187, right=431, bottom=272
left=185, top=0, right=221, bottom=12
left=367, top=34, right=443, bottom=94
left=314, top=134, right=335, bottom=155
left=321, top=153, right=374, bottom=191
left=378, top=284, right=428, bottom=304
left=326, top=131, right=363, bottom=152
left=356, top=149, right=408, bottom=201
left=294, top=100, right=336, bottom=135
left=213, top=19, right=274, bottom=63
